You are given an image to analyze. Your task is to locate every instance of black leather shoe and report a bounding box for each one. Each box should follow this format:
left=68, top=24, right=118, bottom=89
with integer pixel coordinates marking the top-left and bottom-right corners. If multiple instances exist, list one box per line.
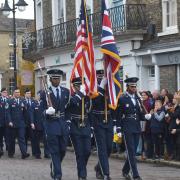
left=104, top=175, right=111, bottom=180
left=50, top=162, right=54, bottom=178
left=122, top=173, right=131, bottom=179
left=0, top=149, right=4, bottom=157
left=94, top=166, right=104, bottom=179
left=44, top=154, right=50, bottom=159
left=35, top=155, right=42, bottom=159
left=133, top=176, right=142, bottom=180
left=8, top=154, right=14, bottom=158
left=22, top=153, right=30, bottom=159
left=78, top=177, right=87, bottom=180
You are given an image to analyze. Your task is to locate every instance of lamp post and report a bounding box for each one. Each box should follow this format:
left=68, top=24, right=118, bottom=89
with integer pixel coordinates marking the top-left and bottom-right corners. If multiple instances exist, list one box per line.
left=1, top=0, right=28, bottom=89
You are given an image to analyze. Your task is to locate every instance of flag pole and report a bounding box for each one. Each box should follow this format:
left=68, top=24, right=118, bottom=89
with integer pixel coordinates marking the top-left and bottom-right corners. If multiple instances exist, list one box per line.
left=103, top=57, right=108, bottom=123
left=80, top=0, right=89, bottom=127
left=80, top=0, right=87, bottom=128
left=102, top=1, right=108, bottom=123
left=81, top=57, right=85, bottom=127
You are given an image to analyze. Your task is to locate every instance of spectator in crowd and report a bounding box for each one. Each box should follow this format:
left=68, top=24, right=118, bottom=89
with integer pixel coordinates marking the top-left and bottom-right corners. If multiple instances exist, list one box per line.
left=145, top=100, right=165, bottom=160
left=164, top=93, right=175, bottom=160
left=170, top=91, right=180, bottom=161
left=141, top=91, right=153, bottom=159
left=160, top=89, right=169, bottom=106
left=151, top=90, right=160, bottom=108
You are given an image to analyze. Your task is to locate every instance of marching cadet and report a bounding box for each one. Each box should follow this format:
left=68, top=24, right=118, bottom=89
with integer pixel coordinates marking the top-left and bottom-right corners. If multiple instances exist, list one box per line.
left=68, top=77, right=92, bottom=180
left=7, top=87, right=30, bottom=159
left=41, top=69, right=70, bottom=180
left=23, top=88, right=35, bottom=156
left=31, top=91, right=50, bottom=159
left=0, top=88, right=9, bottom=157
left=116, top=77, right=145, bottom=180
left=91, top=70, right=113, bottom=180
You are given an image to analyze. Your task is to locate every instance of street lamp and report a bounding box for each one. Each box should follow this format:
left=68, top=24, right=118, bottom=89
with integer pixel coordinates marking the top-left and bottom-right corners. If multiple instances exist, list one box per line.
left=1, top=0, right=28, bottom=89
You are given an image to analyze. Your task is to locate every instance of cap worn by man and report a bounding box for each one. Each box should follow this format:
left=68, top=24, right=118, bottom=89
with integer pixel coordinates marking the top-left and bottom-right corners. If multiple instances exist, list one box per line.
left=124, top=77, right=139, bottom=86
left=96, top=70, right=104, bottom=79
left=72, top=77, right=84, bottom=86
left=47, top=69, right=64, bottom=78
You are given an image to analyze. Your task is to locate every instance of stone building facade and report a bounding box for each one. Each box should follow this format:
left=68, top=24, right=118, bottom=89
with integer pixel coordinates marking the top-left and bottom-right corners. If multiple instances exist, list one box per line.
left=24, top=0, right=180, bottom=94
left=0, top=13, right=33, bottom=94
left=133, top=0, right=180, bottom=92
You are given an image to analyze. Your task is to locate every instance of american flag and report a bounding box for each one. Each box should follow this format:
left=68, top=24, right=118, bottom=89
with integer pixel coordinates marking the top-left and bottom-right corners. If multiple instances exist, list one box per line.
left=70, top=0, right=98, bottom=97
left=101, top=0, right=121, bottom=109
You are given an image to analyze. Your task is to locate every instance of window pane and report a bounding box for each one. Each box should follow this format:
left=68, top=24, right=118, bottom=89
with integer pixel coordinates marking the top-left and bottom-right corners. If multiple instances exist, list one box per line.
left=148, top=66, right=155, bottom=77
left=58, top=0, right=64, bottom=23
left=9, top=52, right=14, bottom=68
left=9, top=78, right=15, bottom=95
left=166, top=1, right=170, bottom=27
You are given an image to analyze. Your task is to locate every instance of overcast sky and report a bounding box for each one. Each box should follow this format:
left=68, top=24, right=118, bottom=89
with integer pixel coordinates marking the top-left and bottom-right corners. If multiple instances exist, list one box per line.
left=0, top=0, right=34, bottom=19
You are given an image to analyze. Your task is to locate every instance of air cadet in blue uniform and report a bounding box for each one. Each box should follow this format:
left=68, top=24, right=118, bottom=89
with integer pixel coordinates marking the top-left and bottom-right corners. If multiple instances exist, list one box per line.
left=0, top=88, right=9, bottom=157
left=91, top=70, right=113, bottom=180
left=116, top=77, right=145, bottom=180
left=41, top=69, right=70, bottom=180
left=31, top=92, right=50, bottom=159
left=23, top=88, right=35, bottom=156
left=68, top=77, right=92, bottom=180
left=7, top=87, right=30, bottom=159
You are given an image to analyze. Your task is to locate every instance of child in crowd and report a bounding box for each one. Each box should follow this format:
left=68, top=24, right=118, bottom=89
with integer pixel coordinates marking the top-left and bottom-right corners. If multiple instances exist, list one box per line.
left=145, top=100, right=165, bottom=160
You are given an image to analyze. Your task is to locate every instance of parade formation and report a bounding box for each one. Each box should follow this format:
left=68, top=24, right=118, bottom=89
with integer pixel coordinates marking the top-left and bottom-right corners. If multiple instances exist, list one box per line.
left=0, top=0, right=180, bottom=180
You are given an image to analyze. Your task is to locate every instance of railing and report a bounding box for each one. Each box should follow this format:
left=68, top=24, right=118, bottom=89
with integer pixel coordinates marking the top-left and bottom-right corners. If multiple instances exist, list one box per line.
left=22, top=4, right=147, bottom=57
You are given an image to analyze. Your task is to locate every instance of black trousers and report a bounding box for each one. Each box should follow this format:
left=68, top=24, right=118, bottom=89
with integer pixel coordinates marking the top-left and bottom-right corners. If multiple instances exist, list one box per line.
left=8, top=127, right=27, bottom=156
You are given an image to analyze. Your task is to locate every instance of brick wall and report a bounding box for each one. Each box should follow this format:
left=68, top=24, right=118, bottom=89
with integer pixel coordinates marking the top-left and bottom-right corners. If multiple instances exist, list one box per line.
left=141, top=0, right=180, bottom=44
left=43, top=0, right=52, bottom=28
left=66, top=0, right=76, bottom=21
left=160, top=65, right=177, bottom=93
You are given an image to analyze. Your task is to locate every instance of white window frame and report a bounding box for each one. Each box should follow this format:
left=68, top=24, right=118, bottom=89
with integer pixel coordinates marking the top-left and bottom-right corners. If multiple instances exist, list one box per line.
left=9, top=52, right=15, bottom=69
left=9, top=78, right=15, bottom=94
left=36, top=0, right=43, bottom=30
left=52, top=0, right=66, bottom=25
left=148, top=66, right=155, bottom=78
left=75, top=0, right=93, bottom=18
left=158, top=0, right=178, bottom=36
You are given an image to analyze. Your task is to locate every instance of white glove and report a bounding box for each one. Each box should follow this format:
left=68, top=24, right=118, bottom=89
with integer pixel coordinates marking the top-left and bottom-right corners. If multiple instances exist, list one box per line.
left=100, top=77, right=108, bottom=89
left=80, top=84, right=86, bottom=95
left=46, top=107, right=55, bottom=115
left=31, top=123, right=35, bottom=130
left=165, top=113, right=169, bottom=118
left=9, top=122, right=13, bottom=127
left=145, top=114, right=151, bottom=120
left=117, top=133, right=122, bottom=138
left=176, top=118, right=180, bottom=125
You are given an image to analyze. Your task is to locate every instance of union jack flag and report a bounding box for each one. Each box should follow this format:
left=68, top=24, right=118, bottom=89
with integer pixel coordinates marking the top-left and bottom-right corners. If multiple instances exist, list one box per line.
left=70, top=0, right=98, bottom=97
left=101, top=0, right=121, bottom=109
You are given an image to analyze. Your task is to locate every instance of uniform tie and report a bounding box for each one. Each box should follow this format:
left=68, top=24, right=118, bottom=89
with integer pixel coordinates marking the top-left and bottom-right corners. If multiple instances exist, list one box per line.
left=28, top=99, right=31, bottom=106
left=16, top=98, right=19, bottom=105
left=56, top=88, right=60, bottom=99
